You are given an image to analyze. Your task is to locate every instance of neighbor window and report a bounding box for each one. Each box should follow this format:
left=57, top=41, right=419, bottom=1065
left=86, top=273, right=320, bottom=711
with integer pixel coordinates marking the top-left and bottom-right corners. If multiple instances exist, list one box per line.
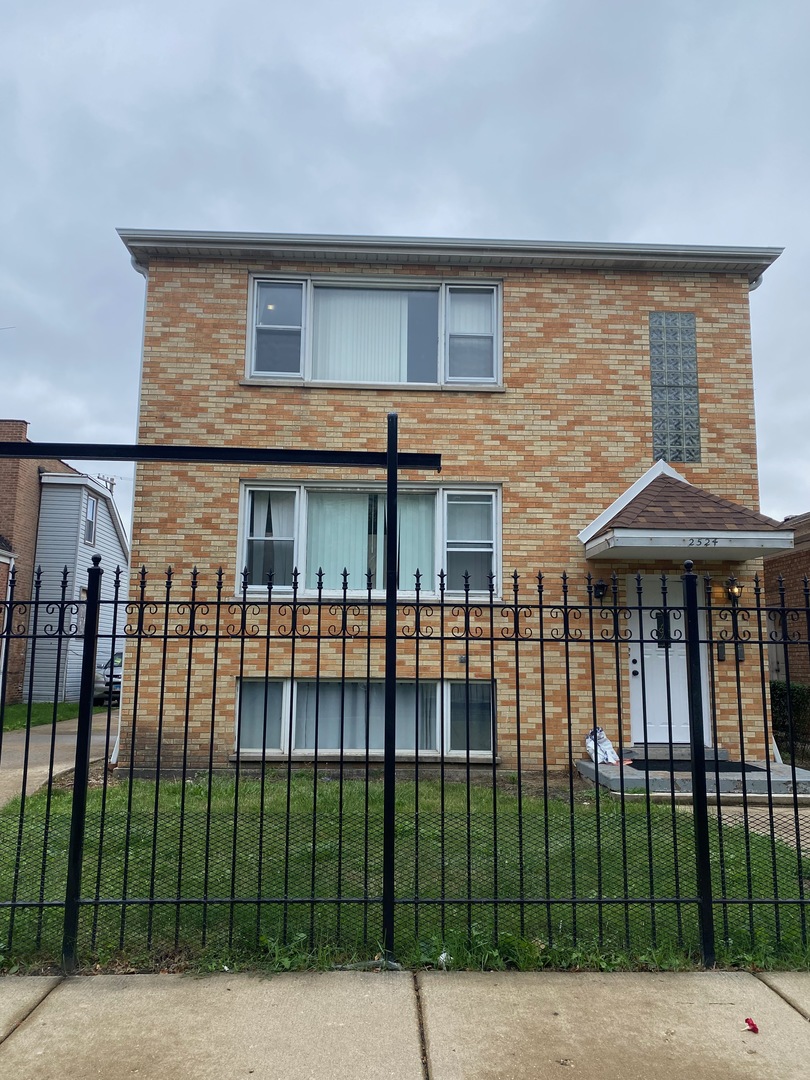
left=237, top=679, right=493, bottom=756
left=84, top=495, right=97, bottom=545
left=243, top=486, right=498, bottom=594
left=251, top=279, right=499, bottom=385
left=649, top=312, right=700, bottom=462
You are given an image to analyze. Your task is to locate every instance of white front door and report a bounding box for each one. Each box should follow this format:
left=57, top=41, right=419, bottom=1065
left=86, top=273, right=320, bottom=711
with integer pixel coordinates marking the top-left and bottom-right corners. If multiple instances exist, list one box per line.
left=627, top=576, right=708, bottom=746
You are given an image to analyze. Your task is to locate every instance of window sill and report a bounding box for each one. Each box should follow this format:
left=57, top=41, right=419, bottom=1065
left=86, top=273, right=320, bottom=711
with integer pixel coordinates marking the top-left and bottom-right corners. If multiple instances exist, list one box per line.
left=240, top=378, right=506, bottom=393
left=232, top=751, right=499, bottom=764
left=227, top=591, right=503, bottom=604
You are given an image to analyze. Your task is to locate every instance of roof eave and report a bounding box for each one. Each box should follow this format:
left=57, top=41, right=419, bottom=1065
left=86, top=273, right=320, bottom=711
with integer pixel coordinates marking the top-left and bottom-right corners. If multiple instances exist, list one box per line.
left=584, top=529, right=794, bottom=562
left=117, top=229, right=783, bottom=283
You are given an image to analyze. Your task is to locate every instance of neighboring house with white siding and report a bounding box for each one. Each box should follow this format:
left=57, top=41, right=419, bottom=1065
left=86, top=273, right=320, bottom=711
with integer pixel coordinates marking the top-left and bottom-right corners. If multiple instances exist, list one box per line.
left=24, top=473, right=129, bottom=702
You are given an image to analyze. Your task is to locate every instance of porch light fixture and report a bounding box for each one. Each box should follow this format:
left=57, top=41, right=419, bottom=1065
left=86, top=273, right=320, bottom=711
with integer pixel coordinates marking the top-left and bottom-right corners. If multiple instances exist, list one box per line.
left=592, top=578, right=609, bottom=604
left=725, top=579, right=744, bottom=604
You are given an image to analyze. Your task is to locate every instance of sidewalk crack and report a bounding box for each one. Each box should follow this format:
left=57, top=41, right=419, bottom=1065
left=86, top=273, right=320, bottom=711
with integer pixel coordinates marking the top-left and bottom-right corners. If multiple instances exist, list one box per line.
left=413, top=971, right=431, bottom=1080
left=754, top=974, right=810, bottom=1021
left=0, top=975, right=65, bottom=1048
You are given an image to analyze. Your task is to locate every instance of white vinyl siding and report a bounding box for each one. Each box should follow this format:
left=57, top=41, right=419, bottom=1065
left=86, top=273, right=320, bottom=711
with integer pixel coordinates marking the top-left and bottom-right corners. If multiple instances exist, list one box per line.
left=24, top=482, right=130, bottom=702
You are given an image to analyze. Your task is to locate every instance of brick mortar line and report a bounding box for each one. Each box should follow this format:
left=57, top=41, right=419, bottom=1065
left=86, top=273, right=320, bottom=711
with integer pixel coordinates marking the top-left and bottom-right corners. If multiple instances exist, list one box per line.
left=0, top=975, right=65, bottom=1048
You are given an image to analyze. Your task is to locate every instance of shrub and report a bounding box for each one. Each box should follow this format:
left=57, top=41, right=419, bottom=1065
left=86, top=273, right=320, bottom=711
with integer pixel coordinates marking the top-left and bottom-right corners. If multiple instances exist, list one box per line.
left=770, top=680, right=810, bottom=756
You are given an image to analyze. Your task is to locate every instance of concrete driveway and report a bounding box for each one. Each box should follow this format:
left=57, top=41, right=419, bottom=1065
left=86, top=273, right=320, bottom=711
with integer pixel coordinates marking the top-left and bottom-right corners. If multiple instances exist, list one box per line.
left=0, top=713, right=115, bottom=809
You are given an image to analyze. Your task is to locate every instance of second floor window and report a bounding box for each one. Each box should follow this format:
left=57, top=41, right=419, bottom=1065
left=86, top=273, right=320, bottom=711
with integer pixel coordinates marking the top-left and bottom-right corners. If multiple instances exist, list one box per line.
left=84, top=495, right=97, bottom=545
left=252, top=279, right=499, bottom=385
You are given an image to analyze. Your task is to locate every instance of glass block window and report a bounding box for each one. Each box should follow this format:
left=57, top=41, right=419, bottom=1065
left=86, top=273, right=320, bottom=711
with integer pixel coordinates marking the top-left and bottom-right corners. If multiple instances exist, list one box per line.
left=649, top=312, right=700, bottom=462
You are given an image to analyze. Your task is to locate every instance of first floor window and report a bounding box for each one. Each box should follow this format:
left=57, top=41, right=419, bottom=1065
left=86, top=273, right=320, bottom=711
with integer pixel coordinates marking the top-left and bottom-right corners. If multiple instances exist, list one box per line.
left=237, top=679, right=493, bottom=756
left=243, top=486, right=498, bottom=594
left=247, top=490, right=296, bottom=587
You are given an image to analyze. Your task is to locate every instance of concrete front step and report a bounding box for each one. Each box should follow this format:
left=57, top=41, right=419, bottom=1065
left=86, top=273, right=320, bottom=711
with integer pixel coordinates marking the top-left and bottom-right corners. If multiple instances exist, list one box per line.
left=577, top=757, right=810, bottom=795
left=625, top=744, right=730, bottom=761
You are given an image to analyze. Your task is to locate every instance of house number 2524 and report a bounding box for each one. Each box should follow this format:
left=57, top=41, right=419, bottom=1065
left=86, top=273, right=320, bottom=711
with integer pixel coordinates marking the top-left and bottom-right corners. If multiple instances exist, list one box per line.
left=686, top=537, right=719, bottom=546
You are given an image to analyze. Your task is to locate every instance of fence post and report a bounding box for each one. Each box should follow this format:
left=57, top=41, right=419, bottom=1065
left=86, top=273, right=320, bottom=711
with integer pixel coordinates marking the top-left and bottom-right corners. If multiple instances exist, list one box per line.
left=62, top=554, right=103, bottom=971
left=382, top=412, right=398, bottom=959
left=682, top=560, right=715, bottom=967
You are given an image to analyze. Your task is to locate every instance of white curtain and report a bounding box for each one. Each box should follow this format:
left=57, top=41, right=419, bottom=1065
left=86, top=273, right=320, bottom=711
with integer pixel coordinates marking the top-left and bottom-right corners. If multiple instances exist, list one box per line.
left=446, top=495, right=493, bottom=542
left=312, top=288, right=408, bottom=382
left=238, top=681, right=283, bottom=750
left=250, top=490, right=296, bottom=538
left=448, top=289, right=493, bottom=334
left=398, top=494, right=435, bottom=587
left=306, top=492, right=371, bottom=590
left=295, top=683, right=369, bottom=750
left=294, top=681, right=437, bottom=751
left=395, top=682, right=437, bottom=750
left=248, top=491, right=296, bottom=585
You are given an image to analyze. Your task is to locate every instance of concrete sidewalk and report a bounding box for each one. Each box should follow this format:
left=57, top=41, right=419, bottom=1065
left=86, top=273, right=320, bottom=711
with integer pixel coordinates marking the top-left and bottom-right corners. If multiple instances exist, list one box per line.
left=0, top=716, right=113, bottom=809
left=1, top=970, right=810, bottom=1079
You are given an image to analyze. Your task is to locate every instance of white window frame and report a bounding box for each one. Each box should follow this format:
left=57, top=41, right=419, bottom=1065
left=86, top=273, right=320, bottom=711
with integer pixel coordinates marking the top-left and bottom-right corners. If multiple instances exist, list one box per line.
left=235, top=678, right=495, bottom=760
left=238, top=483, right=501, bottom=599
left=83, top=495, right=97, bottom=546
left=246, top=275, right=502, bottom=386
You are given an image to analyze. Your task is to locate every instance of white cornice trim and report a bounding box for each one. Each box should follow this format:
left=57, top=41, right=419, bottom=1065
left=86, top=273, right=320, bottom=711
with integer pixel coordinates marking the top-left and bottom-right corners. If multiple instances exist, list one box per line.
left=117, top=230, right=783, bottom=283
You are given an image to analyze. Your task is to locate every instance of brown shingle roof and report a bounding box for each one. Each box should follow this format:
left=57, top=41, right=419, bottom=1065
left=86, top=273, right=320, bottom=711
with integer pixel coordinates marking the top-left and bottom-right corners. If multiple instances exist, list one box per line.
left=594, top=476, right=784, bottom=539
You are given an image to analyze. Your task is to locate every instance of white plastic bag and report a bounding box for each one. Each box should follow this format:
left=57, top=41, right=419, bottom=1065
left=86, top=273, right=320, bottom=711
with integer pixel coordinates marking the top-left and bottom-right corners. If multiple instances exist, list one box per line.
left=585, top=726, right=620, bottom=765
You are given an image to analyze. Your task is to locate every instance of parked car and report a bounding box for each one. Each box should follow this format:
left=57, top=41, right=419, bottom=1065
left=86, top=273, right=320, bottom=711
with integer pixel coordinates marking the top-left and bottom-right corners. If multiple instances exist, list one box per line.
left=94, top=650, right=123, bottom=705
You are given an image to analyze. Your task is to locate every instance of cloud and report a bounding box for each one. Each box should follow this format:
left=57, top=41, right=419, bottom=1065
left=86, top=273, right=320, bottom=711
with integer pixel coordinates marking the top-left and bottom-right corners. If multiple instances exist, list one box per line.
left=1, top=0, right=808, bottom=526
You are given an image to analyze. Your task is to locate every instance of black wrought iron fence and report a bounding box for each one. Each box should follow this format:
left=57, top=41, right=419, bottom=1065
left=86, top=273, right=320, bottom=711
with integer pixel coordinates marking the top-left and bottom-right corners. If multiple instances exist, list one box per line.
left=2, top=558, right=810, bottom=972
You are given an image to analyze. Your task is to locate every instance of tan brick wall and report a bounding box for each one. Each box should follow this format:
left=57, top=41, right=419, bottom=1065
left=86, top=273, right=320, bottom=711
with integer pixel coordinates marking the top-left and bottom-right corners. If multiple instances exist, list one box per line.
left=125, top=257, right=766, bottom=770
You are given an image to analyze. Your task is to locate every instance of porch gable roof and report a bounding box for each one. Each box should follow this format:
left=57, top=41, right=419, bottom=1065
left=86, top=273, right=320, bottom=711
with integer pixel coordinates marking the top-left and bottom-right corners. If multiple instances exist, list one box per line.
left=579, top=462, right=793, bottom=562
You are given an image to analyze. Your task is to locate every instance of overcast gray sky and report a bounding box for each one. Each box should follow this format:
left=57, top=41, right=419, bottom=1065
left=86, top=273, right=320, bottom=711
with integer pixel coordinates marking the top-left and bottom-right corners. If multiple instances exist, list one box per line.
left=2, top=0, right=808, bottom=539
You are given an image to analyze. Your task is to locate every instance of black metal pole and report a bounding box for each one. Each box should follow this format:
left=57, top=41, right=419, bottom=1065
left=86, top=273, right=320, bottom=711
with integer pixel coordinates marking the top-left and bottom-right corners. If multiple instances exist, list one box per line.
left=62, top=554, right=103, bottom=971
left=682, top=560, right=715, bottom=967
left=382, top=413, right=398, bottom=960
left=0, top=440, right=440, bottom=471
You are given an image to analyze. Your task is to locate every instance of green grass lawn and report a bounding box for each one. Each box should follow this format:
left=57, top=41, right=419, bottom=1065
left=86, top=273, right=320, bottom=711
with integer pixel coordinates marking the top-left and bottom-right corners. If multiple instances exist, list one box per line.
left=1, top=774, right=808, bottom=971
left=2, top=702, right=106, bottom=732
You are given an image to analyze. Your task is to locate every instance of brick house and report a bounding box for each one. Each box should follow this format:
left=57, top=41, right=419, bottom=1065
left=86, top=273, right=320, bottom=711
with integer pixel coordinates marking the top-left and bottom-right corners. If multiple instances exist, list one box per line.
left=0, top=420, right=78, bottom=704
left=765, top=511, right=810, bottom=687
left=118, top=231, right=790, bottom=772
left=0, top=419, right=130, bottom=704
left=0, top=533, right=12, bottom=698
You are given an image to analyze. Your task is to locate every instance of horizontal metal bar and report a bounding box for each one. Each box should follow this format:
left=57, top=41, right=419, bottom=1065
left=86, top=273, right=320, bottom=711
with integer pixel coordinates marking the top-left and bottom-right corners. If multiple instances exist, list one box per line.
left=48, top=895, right=704, bottom=909
left=7, top=895, right=809, bottom=911
left=0, top=441, right=442, bottom=471
left=63, top=896, right=381, bottom=908
left=386, top=896, right=702, bottom=907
